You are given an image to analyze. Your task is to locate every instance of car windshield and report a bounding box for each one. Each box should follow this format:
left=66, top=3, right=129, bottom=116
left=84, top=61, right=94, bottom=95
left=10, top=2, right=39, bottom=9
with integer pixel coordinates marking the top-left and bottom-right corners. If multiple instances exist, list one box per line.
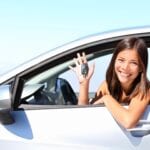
left=0, top=49, right=52, bottom=76
left=0, top=57, right=31, bottom=76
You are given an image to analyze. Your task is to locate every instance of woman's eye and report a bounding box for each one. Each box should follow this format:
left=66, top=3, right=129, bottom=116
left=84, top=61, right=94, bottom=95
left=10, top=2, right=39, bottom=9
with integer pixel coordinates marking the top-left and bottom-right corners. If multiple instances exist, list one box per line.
left=131, top=62, right=138, bottom=66
left=117, top=59, right=124, bottom=63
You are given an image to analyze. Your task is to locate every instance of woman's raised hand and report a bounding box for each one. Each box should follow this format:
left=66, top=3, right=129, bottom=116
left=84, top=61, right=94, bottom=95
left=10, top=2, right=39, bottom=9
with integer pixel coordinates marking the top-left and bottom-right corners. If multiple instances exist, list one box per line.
left=69, top=52, right=95, bottom=84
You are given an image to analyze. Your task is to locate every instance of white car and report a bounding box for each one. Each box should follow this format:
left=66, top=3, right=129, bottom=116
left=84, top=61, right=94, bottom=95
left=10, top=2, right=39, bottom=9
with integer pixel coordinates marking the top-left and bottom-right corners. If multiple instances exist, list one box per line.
left=0, top=26, right=150, bottom=150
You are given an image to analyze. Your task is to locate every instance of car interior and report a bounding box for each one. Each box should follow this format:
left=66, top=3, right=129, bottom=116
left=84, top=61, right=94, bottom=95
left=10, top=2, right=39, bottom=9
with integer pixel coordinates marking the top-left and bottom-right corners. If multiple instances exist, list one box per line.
left=19, top=50, right=111, bottom=107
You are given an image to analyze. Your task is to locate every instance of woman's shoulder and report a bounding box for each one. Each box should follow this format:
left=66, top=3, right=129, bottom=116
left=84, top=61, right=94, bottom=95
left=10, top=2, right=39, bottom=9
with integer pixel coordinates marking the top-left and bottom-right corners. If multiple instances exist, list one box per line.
left=97, top=80, right=109, bottom=95
left=90, top=81, right=108, bottom=104
left=100, top=80, right=107, bottom=86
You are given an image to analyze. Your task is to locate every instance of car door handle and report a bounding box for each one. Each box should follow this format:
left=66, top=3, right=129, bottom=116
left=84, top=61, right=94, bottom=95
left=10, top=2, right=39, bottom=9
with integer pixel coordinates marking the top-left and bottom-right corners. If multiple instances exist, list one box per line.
left=127, top=120, right=150, bottom=137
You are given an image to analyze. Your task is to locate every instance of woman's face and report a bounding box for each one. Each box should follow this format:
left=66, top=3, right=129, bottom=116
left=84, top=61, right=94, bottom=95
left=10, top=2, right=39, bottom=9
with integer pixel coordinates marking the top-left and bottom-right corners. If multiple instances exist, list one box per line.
left=114, top=49, right=141, bottom=90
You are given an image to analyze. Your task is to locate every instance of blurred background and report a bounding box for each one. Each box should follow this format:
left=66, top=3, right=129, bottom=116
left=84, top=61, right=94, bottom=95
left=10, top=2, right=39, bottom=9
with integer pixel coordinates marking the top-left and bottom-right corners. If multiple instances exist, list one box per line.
left=0, top=0, right=150, bottom=75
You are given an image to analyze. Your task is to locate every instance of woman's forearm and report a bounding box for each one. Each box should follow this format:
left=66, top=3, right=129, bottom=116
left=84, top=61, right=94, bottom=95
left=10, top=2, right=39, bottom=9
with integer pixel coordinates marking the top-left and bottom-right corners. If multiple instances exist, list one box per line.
left=102, top=95, right=132, bottom=128
left=102, top=95, right=148, bottom=129
left=78, top=81, right=89, bottom=105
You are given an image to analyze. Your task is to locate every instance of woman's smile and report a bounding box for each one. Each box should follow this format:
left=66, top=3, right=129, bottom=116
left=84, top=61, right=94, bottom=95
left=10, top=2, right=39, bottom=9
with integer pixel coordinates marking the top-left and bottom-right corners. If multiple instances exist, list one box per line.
left=119, top=71, right=131, bottom=78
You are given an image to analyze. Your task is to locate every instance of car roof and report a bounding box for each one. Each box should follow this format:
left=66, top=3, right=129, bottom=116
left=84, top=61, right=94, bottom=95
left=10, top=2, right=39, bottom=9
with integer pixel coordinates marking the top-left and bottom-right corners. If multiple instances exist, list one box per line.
left=1, top=26, right=150, bottom=84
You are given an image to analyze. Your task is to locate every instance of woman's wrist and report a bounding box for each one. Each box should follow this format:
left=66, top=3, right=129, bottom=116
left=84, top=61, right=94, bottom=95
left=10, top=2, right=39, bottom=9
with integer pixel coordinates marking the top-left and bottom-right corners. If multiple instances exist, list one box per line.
left=78, top=79, right=90, bottom=105
left=79, top=78, right=90, bottom=86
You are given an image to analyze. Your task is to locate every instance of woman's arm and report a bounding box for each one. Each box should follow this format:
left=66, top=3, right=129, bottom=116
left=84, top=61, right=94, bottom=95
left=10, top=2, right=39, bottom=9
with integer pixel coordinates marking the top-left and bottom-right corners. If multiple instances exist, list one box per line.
left=100, top=94, right=149, bottom=129
left=78, top=80, right=90, bottom=105
left=69, top=52, right=95, bottom=105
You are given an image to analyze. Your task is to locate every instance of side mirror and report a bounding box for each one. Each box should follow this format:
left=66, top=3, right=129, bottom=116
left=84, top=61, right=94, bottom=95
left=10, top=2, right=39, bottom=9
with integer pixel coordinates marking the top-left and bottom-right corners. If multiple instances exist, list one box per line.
left=0, top=85, right=14, bottom=124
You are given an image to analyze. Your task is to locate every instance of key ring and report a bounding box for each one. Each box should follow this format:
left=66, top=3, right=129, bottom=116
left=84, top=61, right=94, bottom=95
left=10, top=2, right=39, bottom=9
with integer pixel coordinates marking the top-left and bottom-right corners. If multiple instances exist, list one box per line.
left=81, top=63, right=89, bottom=78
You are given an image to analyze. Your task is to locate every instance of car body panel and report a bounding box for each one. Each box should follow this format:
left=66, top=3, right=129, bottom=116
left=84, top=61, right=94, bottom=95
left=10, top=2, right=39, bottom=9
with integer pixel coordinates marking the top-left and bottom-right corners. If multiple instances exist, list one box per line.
left=0, top=106, right=150, bottom=150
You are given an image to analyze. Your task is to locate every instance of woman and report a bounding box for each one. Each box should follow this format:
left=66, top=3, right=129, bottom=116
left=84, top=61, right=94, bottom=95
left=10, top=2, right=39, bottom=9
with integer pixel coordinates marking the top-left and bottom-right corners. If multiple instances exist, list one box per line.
left=70, top=37, right=150, bottom=129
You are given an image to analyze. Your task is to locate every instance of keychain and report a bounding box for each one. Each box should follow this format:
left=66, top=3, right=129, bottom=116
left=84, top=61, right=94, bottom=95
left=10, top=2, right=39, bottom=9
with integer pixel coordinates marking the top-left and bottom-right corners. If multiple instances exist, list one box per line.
left=81, top=63, right=89, bottom=78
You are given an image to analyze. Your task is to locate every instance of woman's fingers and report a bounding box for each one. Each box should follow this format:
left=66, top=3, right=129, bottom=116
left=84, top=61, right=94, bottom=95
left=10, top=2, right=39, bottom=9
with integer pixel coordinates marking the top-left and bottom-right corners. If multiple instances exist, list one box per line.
left=77, top=53, right=83, bottom=64
left=74, top=58, right=79, bottom=67
left=76, top=52, right=87, bottom=65
left=82, top=52, right=87, bottom=63
left=69, top=52, right=89, bottom=76
left=68, top=65, right=74, bottom=71
left=69, top=52, right=95, bottom=83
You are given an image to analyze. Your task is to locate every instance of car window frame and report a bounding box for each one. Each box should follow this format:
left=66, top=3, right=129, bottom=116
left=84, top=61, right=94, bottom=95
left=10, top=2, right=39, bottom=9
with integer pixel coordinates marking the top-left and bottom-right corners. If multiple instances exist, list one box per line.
left=11, top=35, right=150, bottom=110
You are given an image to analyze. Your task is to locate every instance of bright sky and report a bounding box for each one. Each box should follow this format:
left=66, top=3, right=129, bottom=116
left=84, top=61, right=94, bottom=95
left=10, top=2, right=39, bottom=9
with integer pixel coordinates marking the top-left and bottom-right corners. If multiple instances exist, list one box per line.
left=0, top=0, right=150, bottom=74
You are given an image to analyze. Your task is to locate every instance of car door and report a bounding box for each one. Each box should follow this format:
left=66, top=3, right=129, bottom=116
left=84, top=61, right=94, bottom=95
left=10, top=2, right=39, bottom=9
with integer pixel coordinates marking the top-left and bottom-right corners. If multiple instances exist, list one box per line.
left=1, top=93, right=150, bottom=150
left=0, top=30, right=150, bottom=150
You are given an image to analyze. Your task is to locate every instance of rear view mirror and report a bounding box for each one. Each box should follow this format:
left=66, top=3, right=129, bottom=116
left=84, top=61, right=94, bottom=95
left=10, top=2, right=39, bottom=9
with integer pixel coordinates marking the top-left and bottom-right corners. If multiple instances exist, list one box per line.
left=0, top=85, right=14, bottom=124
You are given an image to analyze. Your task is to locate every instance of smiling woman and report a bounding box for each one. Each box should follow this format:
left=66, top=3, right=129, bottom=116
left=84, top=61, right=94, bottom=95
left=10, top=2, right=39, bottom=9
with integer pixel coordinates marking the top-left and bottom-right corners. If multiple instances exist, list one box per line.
left=70, top=37, right=150, bottom=129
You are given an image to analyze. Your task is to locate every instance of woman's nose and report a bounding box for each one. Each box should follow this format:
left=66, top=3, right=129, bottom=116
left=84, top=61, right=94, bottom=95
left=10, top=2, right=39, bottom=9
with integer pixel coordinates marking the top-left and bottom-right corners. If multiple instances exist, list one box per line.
left=122, top=62, right=129, bottom=70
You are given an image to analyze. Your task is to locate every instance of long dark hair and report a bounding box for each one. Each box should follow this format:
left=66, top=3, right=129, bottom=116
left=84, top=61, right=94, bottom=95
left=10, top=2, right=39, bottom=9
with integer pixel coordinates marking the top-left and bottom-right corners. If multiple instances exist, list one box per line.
left=106, top=37, right=149, bottom=101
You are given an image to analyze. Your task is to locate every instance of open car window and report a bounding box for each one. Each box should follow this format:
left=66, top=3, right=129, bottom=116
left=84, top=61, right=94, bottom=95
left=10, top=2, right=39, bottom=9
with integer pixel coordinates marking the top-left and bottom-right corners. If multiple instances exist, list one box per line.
left=19, top=47, right=150, bottom=108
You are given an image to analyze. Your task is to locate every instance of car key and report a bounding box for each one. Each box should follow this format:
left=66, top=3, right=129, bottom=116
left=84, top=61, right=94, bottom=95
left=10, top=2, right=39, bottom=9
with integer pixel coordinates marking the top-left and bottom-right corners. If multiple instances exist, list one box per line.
left=81, top=63, right=89, bottom=78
